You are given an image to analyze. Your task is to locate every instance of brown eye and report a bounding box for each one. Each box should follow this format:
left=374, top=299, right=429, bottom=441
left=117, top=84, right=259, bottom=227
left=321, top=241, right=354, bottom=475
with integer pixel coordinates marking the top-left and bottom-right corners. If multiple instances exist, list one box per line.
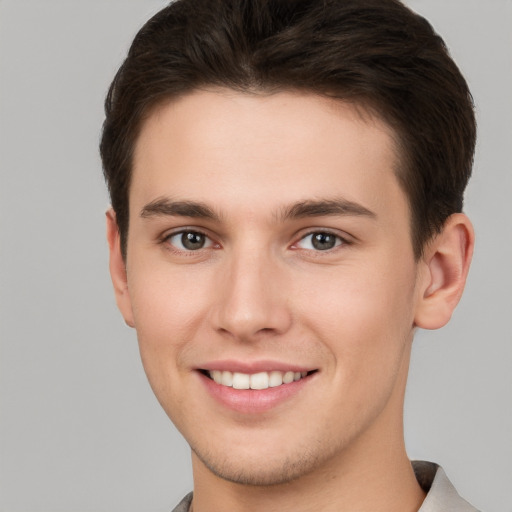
left=167, top=230, right=213, bottom=251
left=181, top=232, right=205, bottom=250
left=296, top=232, right=343, bottom=251
left=312, top=233, right=337, bottom=250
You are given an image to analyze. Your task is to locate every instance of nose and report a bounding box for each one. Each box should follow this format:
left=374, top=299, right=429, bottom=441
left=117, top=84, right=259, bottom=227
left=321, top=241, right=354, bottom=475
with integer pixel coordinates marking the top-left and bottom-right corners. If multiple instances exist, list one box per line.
left=211, top=248, right=293, bottom=341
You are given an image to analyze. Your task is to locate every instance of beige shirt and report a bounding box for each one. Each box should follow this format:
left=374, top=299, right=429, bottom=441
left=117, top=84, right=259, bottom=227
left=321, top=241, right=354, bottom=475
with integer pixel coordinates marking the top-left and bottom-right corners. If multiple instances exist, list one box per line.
left=413, top=461, right=479, bottom=512
left=171, top=461, right=479, bottom=512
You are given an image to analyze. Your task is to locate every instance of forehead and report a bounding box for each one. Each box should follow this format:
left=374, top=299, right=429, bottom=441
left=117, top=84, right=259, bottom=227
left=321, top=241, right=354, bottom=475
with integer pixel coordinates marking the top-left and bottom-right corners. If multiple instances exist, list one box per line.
left=131, top=89, right=407, bottom=224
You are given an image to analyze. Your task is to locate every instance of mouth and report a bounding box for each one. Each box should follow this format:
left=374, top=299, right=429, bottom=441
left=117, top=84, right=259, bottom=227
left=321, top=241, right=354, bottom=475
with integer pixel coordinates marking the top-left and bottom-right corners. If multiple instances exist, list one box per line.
left=199, top=369, right=317, bottom=390
left=197, top=365, right=318, bottom=414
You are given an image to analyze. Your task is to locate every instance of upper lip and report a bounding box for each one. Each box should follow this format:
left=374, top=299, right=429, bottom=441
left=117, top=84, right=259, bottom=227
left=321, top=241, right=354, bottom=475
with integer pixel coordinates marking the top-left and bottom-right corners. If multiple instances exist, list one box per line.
left=197, top=359, right=316, bottom=374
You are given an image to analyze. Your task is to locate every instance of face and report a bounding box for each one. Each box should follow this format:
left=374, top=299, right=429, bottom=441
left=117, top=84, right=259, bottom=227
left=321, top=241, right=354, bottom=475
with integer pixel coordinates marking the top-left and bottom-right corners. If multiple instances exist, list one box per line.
left=114, top=89, right=427, bottom=485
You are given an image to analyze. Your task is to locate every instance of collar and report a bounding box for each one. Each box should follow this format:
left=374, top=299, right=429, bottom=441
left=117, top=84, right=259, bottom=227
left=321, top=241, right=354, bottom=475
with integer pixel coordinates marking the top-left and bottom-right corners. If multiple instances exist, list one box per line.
left=413, top=461, right=479, bottom=512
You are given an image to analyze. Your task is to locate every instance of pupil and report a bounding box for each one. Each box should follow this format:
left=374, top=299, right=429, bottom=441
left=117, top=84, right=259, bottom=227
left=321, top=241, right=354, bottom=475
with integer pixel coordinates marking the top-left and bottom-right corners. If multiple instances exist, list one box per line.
left=312, top=233, right=336, bottom=250
left=182, top=232, right=204, bottom=250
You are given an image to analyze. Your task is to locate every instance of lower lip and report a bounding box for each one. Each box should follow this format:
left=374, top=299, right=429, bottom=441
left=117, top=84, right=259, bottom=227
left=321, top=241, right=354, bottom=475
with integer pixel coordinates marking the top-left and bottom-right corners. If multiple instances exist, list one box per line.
left=198, top=372, right=313, bottom=414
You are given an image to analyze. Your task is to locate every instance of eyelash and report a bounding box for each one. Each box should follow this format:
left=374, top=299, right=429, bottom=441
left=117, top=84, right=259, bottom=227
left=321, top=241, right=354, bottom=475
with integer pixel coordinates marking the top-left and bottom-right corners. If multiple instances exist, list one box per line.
left=160, top=229, right=350, bottom=254
left=161, top=229, right=216, bottom=254
left=293, top=230, right=349, bottom=252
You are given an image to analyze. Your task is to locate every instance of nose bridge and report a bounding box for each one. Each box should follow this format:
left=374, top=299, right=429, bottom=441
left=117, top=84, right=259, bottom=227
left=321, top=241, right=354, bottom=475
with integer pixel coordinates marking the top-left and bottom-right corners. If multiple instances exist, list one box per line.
left=213, top=240, right=291, bottom=339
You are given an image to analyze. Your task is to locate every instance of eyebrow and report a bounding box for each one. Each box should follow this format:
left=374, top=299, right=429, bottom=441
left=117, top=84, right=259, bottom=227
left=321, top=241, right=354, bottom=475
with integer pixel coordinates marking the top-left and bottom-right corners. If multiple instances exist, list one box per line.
left=140, top=198, right=221, bottom=221
left=140, top=197, right=376, bottom=222
left=279, top=198, right=376, bottom=221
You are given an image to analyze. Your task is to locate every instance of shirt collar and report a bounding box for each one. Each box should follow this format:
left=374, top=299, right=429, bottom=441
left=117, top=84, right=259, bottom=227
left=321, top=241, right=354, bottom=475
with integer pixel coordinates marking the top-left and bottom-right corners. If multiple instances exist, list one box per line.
left=413, top=461, right=479, bottom=512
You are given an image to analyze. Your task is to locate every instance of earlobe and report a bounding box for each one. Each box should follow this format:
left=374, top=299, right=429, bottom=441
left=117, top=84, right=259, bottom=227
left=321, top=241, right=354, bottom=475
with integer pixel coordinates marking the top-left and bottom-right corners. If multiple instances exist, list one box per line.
left=414, top=213, right=474, bottom=330
left=106, top=208, right=135, bottom=328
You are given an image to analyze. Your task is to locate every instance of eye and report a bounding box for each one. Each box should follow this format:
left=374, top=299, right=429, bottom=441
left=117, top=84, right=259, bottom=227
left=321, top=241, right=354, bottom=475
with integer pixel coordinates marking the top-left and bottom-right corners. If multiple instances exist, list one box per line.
left=165, top=230, right=214, bottom=251
left=295, top=231, right=344, bottom=251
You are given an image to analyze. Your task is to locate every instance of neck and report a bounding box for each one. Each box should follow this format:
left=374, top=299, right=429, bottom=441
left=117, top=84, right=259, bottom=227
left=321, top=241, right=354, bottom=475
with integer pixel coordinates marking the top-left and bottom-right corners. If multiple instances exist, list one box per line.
left=192, top=448, right=424, bottom=512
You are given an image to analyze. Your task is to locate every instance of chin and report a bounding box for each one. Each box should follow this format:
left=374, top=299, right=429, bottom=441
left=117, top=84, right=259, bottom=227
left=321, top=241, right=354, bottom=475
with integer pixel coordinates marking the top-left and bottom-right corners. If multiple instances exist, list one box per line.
left=191, top=440, right=329, bottom=487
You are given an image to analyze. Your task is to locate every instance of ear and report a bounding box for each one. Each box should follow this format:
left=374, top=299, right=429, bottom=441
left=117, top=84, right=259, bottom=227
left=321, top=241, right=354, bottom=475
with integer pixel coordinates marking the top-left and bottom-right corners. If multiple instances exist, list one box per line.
left=414, top=213, right=474, bottom=330
left=106, top=208, right=135, bottom=328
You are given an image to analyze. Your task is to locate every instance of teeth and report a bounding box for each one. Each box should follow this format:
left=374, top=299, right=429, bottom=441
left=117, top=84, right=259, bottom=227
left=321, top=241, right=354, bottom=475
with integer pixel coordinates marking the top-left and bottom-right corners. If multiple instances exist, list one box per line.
left=232, top=372, right=250, bottom=389
left=221, top=371, right=233, bottom=386
left=207, top=369, right=310, bottom=390
left=250, top=372, right=269, bottom=390
left=269, top=371, right=283, bottom=387
left=283, top=371, right=295, bottom=384
left=211, top=370, right=222, bottom=384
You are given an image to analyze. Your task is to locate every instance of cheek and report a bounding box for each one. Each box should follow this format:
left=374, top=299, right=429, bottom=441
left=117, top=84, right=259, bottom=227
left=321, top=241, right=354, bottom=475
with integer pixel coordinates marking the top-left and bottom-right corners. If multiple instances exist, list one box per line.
left=297, top=257, right=417, bottom=374
left=127, top=263, right=214, bottom=383
left=130, top=259, right=212, bottom=329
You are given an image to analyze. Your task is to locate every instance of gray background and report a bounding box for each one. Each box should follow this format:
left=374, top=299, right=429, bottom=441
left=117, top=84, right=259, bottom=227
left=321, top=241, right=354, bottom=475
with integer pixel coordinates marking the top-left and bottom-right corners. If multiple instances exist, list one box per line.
left=0, top=1, right=510, bottom=510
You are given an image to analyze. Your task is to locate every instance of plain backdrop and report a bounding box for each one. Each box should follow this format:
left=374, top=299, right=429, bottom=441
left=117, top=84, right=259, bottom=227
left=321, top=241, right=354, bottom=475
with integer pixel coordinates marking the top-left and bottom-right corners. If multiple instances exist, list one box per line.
left=0, top=1, right=511, bottom=511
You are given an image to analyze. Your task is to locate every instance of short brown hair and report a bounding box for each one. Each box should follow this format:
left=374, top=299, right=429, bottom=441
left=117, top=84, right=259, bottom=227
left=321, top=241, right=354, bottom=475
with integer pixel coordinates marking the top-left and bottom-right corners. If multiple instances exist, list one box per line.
left=100, top=0, right=476, bottom=259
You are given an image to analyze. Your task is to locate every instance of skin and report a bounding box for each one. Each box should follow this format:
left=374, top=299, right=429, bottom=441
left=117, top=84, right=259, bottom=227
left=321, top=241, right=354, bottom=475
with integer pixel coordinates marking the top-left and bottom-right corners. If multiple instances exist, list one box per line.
left=107, top=89, right=474, bottom=512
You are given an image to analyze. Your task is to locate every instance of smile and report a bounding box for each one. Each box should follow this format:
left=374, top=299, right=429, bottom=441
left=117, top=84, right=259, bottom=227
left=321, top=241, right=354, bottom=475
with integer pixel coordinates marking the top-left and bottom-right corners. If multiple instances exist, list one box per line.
left=203, top=370, right=311, bottom=390
left=198, top=366, right=318, bottom=413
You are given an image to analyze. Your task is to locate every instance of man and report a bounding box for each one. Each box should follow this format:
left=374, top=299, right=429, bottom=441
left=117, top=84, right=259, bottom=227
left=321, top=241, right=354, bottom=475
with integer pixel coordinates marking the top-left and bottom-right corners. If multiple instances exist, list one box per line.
left=100, top=0, right=478, bottom=510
